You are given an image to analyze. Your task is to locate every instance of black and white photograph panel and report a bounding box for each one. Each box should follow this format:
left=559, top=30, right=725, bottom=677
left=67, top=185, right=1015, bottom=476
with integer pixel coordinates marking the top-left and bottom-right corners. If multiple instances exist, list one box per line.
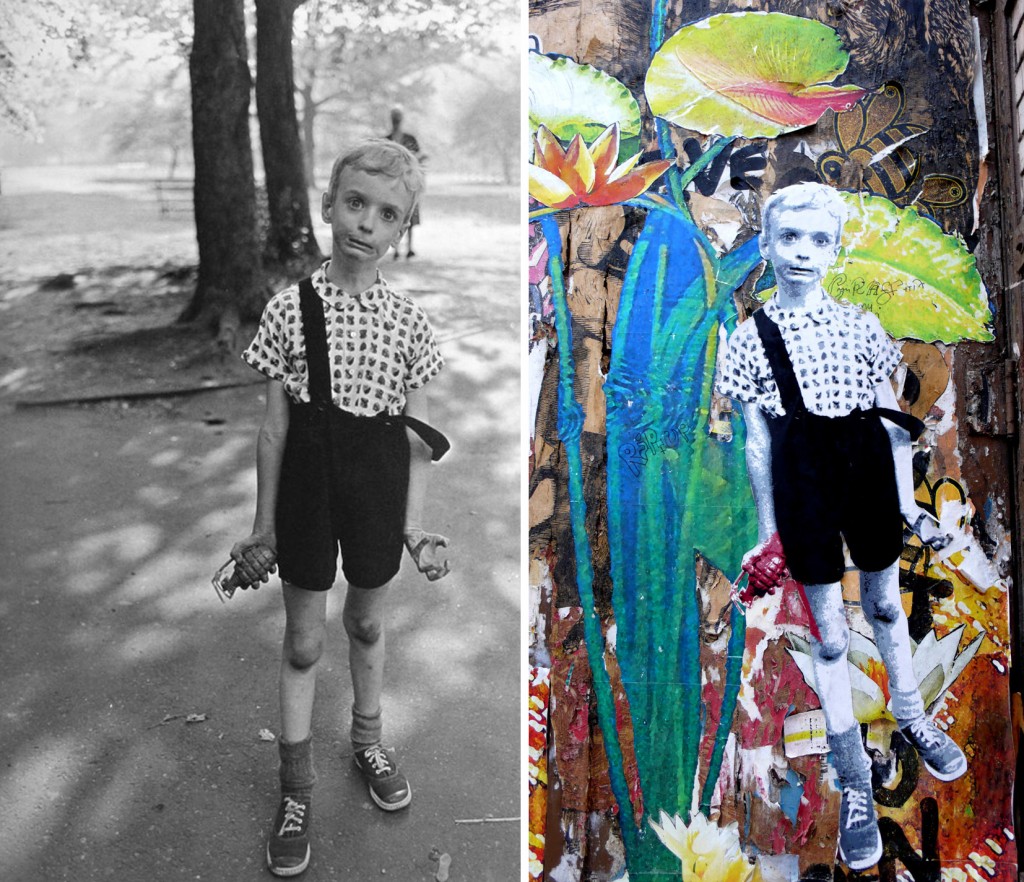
left=0, top=1, right=520, bottom=879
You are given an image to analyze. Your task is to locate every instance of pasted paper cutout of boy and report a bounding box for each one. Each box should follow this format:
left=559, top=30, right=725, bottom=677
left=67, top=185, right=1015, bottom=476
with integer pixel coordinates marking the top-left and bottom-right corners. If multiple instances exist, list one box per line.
left=718, top=182, right=966, bottom=872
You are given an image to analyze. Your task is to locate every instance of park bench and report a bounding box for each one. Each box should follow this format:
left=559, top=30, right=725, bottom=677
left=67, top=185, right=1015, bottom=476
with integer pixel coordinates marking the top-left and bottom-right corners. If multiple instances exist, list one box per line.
left=154, top=179, right=193, bottom=217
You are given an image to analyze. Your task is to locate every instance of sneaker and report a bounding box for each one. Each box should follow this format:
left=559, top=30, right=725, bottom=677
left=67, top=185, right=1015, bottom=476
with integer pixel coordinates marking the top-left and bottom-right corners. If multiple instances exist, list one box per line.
left=266, top=794, right=311, bottom=877
left=901, top=717, right=967, bottom=782
left=837, top=780, right=882, bottom=871
left=353, top=745, right=412, bottom=811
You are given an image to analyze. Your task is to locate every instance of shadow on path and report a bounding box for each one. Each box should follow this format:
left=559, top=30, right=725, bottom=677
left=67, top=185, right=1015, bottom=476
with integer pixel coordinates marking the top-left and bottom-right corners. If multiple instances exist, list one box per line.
left=0, top=181, right=520, bottom=880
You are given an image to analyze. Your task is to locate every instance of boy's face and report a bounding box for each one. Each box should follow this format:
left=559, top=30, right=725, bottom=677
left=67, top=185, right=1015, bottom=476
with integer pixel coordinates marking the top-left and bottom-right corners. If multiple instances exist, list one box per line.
left=760, top=205, right=841, bottom=294
left=321, top=167, right=414, bottom=268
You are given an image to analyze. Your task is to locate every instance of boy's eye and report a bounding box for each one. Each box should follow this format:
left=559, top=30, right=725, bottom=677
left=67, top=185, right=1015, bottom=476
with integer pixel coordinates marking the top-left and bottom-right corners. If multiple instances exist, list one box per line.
left=782, top=232, right=797, bottom=242
left=346, top=196, right=362, bottom=209
left=381, top=208, right=398, bottom=222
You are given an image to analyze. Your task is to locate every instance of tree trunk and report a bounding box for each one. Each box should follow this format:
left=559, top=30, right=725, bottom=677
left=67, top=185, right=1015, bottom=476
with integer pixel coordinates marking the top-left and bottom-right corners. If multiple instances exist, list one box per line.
left=181, top=0, right=267, bottom=336
left=299, top=81, right=317, bottom=189
left=255, top=0, right=323, bottom=268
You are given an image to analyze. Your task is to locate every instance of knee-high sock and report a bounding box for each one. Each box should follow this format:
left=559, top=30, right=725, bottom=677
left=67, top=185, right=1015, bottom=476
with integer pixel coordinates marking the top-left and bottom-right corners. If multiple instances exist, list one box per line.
left=351, top=704, right=383, bottom=749
left=279, top=735, right=316, bottom=797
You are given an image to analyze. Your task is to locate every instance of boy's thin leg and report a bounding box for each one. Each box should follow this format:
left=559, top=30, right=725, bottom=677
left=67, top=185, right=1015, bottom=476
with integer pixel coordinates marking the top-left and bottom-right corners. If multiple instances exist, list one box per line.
left=858, top=563, right=924, bottom=721
left=268, top=582, right=326, bottom=877
left=343, top=579, right=412, bottom=810
left=803, top=581, right=881, bottom=871
left=802, top=582, right=861, bottom=738
left=280, top=581, right=329, bottom=743
left=342, top=580, right=392, bottom=740
left=860, top=563, right=967, bottom=781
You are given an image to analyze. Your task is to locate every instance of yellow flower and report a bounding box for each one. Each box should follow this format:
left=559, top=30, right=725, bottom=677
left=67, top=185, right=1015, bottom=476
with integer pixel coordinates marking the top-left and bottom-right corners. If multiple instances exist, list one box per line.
left=529, top=123, right=673, bottom=210
left=786, top=625, right=984, bottom=724
left=649, top=811, right=754, bottom=882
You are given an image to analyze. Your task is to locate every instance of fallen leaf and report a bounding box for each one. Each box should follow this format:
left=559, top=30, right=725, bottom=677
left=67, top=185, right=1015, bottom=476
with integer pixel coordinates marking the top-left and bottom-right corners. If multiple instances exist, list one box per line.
left=185, top=713, right=208, bottom=724
left=258, top=728, right=276, bottom=742
left=435, top=853, right=452, bottom=882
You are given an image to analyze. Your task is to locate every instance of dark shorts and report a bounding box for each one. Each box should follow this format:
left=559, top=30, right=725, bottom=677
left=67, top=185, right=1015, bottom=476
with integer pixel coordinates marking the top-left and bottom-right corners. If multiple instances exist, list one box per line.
left=769, top=409, right=903, bottom=585
left=276, top=403, right=410, bottom=591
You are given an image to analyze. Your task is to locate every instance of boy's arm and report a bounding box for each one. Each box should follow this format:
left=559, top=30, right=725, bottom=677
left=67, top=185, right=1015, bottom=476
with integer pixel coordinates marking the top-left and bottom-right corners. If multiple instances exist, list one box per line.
left=403, top=386, right=450, bottom=580
left=231, top=379, right=290, bottom=585
left=741, top=400, right=777, bottom=544
left=874, top=378, right=951, bottom=548
left=734, top=400, right=789, bottom=599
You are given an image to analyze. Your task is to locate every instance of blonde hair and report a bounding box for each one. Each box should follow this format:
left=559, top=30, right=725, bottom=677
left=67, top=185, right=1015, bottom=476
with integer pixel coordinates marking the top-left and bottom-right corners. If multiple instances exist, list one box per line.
left=326, top=139, right=425, bottom=219
left=762, top=182, right=847, bottom=241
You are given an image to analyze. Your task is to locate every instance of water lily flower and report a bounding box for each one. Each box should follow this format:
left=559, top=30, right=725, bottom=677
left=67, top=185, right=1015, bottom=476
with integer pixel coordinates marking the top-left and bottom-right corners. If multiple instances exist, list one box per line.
left=786, top=625, right=984, bottom=724
left=649, top=811, right=754, bottom=882
left=529, top=123, right=673, bottom=210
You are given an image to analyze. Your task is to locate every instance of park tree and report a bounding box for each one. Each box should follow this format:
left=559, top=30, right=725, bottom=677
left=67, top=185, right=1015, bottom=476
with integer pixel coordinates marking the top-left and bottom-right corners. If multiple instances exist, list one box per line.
left=181, top=0, right=267, bottom=338
left=292, top=0, right=506, bottom=185
left=0, top=1, right=87, bottom=136
left=109, top=67, right=192, bottom=177
left=454, top=70, right=520, bottom=184
left=255, top=0, right=322, bottom=269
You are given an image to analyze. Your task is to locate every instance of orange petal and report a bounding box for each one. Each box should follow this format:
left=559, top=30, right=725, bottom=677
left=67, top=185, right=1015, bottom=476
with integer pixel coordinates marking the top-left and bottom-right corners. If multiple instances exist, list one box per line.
left=606, top=151, right=642, bottom=183
left=588, top=124, right=620, bottom=188
left=587, top=159, right=673, bottom=206
left=534, top=125, right=567, bottom=176
left=529, top=163, right=580, bottom=209
left=563, top=134, right=596, bottom=196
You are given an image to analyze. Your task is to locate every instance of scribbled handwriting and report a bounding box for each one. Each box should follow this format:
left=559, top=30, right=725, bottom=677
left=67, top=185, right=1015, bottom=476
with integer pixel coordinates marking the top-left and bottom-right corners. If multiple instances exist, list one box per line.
left=827, top=274, right=925, bottom=309
left=617, top=427, right=689, bottom=477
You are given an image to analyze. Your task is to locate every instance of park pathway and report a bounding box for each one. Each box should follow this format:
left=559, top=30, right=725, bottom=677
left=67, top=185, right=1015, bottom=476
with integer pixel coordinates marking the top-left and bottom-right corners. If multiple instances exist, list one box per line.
left=0, top=173, right=521, bottom=881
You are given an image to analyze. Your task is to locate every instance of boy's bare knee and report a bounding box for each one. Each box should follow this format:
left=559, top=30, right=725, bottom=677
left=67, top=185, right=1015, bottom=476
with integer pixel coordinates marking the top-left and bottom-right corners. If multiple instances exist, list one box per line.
left=814, top=623, right=850, bottom=662
left=343, top=610, right=383, bottom=646
left=865, top=597, right=901, bottom=626
left=286, top=629, right=324, bottom=671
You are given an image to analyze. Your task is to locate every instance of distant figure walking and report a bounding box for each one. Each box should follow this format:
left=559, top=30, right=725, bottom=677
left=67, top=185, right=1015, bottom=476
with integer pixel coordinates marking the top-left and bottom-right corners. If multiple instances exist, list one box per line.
left=385, top=107, right=424, bottom=258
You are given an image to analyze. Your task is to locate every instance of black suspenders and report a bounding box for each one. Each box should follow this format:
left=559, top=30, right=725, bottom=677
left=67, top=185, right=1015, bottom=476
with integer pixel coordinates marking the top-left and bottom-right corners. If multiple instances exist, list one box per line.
left=752, top=305, right=924, bottom=440
left=295, top=277, right=451, bottom=461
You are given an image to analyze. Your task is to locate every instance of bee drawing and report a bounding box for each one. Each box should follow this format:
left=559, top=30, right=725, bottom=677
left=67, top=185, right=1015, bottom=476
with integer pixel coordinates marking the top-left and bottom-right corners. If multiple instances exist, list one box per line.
left=817, top=82, right=926, bottom=202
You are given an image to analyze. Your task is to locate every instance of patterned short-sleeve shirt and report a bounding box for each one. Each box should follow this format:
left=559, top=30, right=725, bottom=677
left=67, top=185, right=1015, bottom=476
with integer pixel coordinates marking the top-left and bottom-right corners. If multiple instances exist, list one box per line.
left=242, top=261, right=444, bottom=416
left=717, top=294, right=901, bottom=418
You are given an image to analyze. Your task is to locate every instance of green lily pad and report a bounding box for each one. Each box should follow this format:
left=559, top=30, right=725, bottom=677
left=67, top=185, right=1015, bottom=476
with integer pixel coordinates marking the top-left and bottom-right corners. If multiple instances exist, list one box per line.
left=827, top=193, right=992, bottom=342
left=529, top=52, right=641, bottom=161
left=646, top=12, right=865, bottom=138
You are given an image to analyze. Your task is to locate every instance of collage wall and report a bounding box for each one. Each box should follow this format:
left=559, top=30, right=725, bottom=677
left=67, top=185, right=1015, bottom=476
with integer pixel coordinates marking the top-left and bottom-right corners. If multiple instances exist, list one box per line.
left=527, top=0, right=1017, bottom=879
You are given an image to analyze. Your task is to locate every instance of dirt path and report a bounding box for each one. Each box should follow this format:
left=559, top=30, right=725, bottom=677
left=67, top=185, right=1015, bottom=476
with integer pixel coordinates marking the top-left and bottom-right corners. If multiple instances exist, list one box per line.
left=0, top=169, right=521, bottom=880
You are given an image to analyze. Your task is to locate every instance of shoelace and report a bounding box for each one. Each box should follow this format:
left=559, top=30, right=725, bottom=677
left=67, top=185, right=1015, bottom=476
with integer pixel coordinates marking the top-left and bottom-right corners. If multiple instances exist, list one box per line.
left=906, top=717, right=941, bottom=750
left=278, top=797, right=307, bottom=836
left=362, top=746, right=393, bottom=775
left=843, top=787, right=870, bottom=828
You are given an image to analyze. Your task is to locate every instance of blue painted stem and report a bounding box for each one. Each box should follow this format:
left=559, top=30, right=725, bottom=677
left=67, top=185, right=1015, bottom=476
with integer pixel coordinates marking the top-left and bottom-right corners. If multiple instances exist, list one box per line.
left=700, top=602, right=747, bottom=815
left=538, top=215, right=640, bottom=855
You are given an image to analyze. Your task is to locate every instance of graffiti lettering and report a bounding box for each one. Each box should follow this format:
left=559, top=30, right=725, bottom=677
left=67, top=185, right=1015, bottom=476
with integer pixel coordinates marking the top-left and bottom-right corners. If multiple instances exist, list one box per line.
left=827, top=274, right=926, bottom=309
left=683, top=138, right=767, bottom=196
left=871, top=730, right=919, bottom=808
left=617, top=427, right=688, bottom=477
